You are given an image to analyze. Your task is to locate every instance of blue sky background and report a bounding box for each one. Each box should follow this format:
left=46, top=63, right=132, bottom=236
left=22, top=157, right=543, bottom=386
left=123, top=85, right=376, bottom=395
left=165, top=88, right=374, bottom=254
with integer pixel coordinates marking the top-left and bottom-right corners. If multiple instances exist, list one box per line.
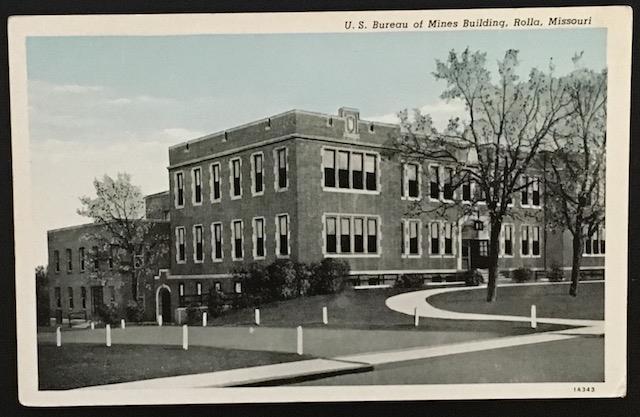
left=27, top=29, right=606, bottom=265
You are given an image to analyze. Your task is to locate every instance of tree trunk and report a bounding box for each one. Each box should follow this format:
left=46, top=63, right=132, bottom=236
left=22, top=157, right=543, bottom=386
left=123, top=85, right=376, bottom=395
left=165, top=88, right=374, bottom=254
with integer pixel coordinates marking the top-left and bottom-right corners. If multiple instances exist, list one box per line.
left=131, top=270, right=138, bottom=301
left=569, top=233, right=583, bottom=297
left=486, top=219, right=502, bottom=302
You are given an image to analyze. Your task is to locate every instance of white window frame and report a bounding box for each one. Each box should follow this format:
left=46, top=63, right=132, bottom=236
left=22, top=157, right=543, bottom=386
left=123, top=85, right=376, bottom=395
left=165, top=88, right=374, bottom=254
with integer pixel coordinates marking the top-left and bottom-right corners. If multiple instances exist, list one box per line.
left=583, top=225, right=606, bottom=257
left=175, top=226, right=186, bottom=264
left=321, top=213, right=381, bottom=258
left=231, top=219, right=244, bottom=261
left=211, top=222, right=223, bottom=262
left=429, top=222, right=441, bottom=256
left=442, top=222, right=456, bottom=257
left=428, top=164, right=441, bottom=202
left=273, top=147, right=289, bottom=192
left=174, top=171, right=185, bottom=209
left=252, top=216, right=266, bottom=260
left=321, top=146, right=380, bottom=195
left=275, top=213, right=291, bottom=258
left=531, top=177, right=542, bottom=209
left=402, top=163, right=422, bottom=201
left=531, top=225, right=541, bottom=257
left=192, top=224, right=204, bottom=263
left=209, top=162, right=222, bottom=204
left=500, top=223, right=515, bottom=257
left=520, top=224, right=531, bottom=257
left=401, top=219, right=422, bottom=258
left=229, top=157, right=243, bottom=200
left=191, top=167, right=203, bottom=206
left=250, top=151, right=265, bottom=197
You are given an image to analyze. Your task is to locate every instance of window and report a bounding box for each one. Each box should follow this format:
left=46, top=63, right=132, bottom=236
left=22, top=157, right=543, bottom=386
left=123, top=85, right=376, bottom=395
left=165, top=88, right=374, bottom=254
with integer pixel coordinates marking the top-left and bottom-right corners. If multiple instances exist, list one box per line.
left=592, top=228, right=600, bottom=255
left=252, top=153, right=264, bottom=195
left=502, top=225, right=513, bottom=256
left=367, top=218, right=378, bottom=253
left=521, top=175, right=529, bottom=206
left=192, top=167, right=202, bottom=204
left=214, top=281, right=222, bottom=292
left=354, top=218, right=364, bottom=253
left=340, top=218, right=351, bottom=253
left=176, top=227, right=186, bottom=263
left=232, top=220, right=243, bottom=260
left=532, top=178, right=540, bottom=206
left=54, top=250, right=60, bottom=273
left=406, top=163, right=419, bottom=198
left=175, top=172, right=184, bottom=207
left=277, top=214, right=290, bottom=257
left=66, top=249, right=73, bottom=272
left=430, top=223, right=440, bottom=254
left=430, top=166, right=440, bottom=199
left=479, top=241, right=489, bottom=256
left=253, top=217, right=265, bottom=259
left=444, top=223, right=454, bottom=255
left=193, top=225, right=203, bottom=262
left=81, top=287, right=87, bottom=309
left=600, top=227, right=606, bottom=254
left=352, top=153, right=364, bottom=190
left=462, top=179, right=472, bottom=202
left=403, top=220, right=420, bottom=256
left=532, top=226, right=540, bottom=256
left=338, top=151, right=350, bottom=188
left=79, top=247, right=85, bottom=271
left=584, top=226, right=592, bottom=254
left=108, top=245, right=117, bottom=269
left=521, top=225, right=530, bottom=256
left=92, top=246, right=99, bottom=270
left=326, top=217, right=337, bottom=254
left=443, top=167, right=455, bottom=200
left=230, top=158, right=242, bottom=198
left=234, top=281, right=242, bottom=294
left=323, top=149, right=336, bottom=187
left=210, top=163, right=221, bottom=202
left=276, top=148, right=288, bottom=190
left=54, top=287, right=61, bottom=308
left=196, top=282, right=202, bottom=296
left=365, top=154, right=377, bottom=191
left=212, top=223, right=223, bottom=261
left=179, top=283, right=185, bottom=297
left=67, top=287, right=74, bottom=309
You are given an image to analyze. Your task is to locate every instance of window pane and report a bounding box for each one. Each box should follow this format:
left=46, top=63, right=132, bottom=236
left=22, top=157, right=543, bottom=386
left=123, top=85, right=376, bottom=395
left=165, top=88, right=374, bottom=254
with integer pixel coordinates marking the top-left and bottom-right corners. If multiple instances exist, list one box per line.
left=365, top=155, right=376, bottom=190
left=338, top=151, right=350, bottom=188
left=323, top=149, right=335, bottom=168
left=367, top=218, right=377, bottom=253
left=279, top=215, right=288, bottom=235
left=255, top=154, right=263, bottom=173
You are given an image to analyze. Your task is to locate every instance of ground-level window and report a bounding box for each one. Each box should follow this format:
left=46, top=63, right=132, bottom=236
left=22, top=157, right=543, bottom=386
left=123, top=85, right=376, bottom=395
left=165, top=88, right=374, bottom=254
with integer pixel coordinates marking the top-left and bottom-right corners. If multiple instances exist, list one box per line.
left=502, top=224, right=514, bottom=256
left=521, top=225, right=530, bottom=256
left=232, top=220, right=244, bottom=260
left=324, top=215, right=378, bottom=256
left=585, top=225, right=606, bottom=255
left=430, top=222, right=440, bottom=254
left=444, top=223, right=453, bottom=255
left=67, top=287, right=74, bottom=309
left=276, top=214, right=290, bottom=257
left=532, top=226, right=540, bottom=256
left=214, top=281, right=222, bottom=292
left=212, top=223, right=223, bottom=260
left=402, top=219, right=421, bottom=256
left=234, top=281, right=242, bottom=294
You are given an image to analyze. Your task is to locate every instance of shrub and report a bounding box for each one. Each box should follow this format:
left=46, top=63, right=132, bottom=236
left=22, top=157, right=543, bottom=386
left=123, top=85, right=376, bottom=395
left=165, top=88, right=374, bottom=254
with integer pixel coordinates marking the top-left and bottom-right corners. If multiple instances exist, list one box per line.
left=266, top=259, right=299, bottom=300
left=96, top=303, right=121, bottom=325
left=512, top=267, right=533, bottom=283
left=308, top=258, right=350, bottom=295
left=233, top=263, right=269, bottom=306
left=547, top=264, right=564, bottom=282
left=185, top=303, right=205, bottom=325
left=125, top=300, right=145, bottom=322
left=457, top=269, right=483, bottom=286
left=294, top=262, right=312, bottom=297
left=394, top=274, right=425, bottom=288
left=207, top=289, right=225, bottom=318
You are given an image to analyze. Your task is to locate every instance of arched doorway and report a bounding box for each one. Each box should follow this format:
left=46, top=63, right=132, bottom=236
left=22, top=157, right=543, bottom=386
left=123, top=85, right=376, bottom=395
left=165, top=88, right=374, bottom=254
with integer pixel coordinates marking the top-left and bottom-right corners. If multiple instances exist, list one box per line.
left=156, top=285, right=172, bottom=323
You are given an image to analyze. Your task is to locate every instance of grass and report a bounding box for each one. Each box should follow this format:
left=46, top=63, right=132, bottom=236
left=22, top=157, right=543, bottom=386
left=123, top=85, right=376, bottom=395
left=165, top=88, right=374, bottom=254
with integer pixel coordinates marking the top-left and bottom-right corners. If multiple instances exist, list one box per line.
left=429, top=281, right=604, bottom=320
left=38, top=343, right=311, bottom=390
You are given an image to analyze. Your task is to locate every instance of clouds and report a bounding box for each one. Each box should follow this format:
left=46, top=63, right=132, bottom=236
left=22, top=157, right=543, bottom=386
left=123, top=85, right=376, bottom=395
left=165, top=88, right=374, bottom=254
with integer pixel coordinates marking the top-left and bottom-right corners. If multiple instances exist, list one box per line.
left=369, top=99, right=467, bottom=131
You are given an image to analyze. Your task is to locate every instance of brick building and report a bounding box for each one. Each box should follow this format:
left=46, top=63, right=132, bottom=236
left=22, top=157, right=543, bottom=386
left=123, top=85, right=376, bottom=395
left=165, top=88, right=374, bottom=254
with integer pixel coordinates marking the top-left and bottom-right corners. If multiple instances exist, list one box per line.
left=154, top=107, right=605, bottom=321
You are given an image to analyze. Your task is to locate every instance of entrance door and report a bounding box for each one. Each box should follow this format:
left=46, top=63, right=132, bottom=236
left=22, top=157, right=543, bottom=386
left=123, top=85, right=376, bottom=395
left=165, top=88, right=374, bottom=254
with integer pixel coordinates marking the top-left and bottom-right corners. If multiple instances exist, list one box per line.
left=160, top=288, right=172, bottom=322
left=91, top=286, right=103, bottom=315
left=470, top=239, right=490, bottom=269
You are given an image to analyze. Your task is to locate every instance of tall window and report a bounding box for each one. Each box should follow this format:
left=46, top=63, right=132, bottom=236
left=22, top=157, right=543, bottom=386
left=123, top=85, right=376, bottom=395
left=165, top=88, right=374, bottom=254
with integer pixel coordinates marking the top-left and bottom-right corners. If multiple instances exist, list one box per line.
left=253, top=218, right=265, bottom=259
left=67, top=287, right=74, bottom=309
left=79, top=247, right=85, bottom=272
left=81, top=287, right=87, bottom=309
left=443, top=167, right=455, bottom=200
left=232, top=220, right=243, bottom=260
left=462, top=179, right=472, bottom=202
left=584, top=226, right=593, bottom=254
left=234, top=281, right=242, bottom=294
left=354, top=218, right=364, bottom=253
left=252, top=153, right=264, bottom=195
left=175, top=172, right=184, bottom=207
left=230, top=158, right=242, bottom=198
left=193, top=225, right=203, bottom=262
left=92, top=246, right=99, bottom=270
left=532, top=178, right=540, bottom=207
left=214, top=281, right=222, bottom=292
left=364, top=154, right=377, bottom=191
left=54, top=287, right=61, bottom=308
left=521, top=175, right=529, bottom=205
left=276, top=148, right=288, bottom=190
left=352, top=153, right=364, bottom=190
left=179, top=283, right=185, bottom=297
left=212, top=223, right=223, bottom=261
left=176, top=227, right=186, bottom=263
left=532, top=226, right=540, bottom=256
left=323, top=149, right=336, bottom=187
left=196, top=282, right=202, bottom=296
left=430, top=223, right=440, bottom=254
left=503, top=225, right=513, bottom=256
left=108, top=245, right=116, bottom=269
left=406, top=220, right=420, bottom=255
left=367, top=218, right=378, bottom=253
left=521, top=225, right=530, bottom=256
left=600, top=227, right=606, bottom=254
left=430, top=166, right=440, bottom=199
left=406, top=163, right=419, bottom=198
left=54, top=250, right=60, bottom=272
left=326, top=217, right=337, bottom=254
left=192, top=167, right=202, bottom=204
left=340, top=218, right=351, bottom=252
left=210, top=163, right=221, bottom=202
left=277, top=214, right=290, bottom=256
left=338, top=151, right=350, bottom=188
left=444, top=223, right=453, bottom=255
left=66, top=248, right=73, bottom=272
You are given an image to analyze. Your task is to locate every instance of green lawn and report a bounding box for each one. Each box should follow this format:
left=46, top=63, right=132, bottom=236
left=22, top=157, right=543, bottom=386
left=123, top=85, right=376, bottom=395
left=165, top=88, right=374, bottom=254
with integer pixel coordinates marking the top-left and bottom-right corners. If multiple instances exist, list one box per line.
left=38, top=343, right=311, bottom=390
left=429, top=282, right=604, bottom=320
left=207, top=287, right=567, bottom=334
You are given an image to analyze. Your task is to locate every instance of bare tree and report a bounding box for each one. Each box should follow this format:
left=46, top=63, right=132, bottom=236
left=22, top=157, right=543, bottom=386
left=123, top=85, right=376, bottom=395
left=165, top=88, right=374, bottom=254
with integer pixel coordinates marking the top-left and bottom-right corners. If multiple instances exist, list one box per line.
left=543, top=65, right=606, bottom=296
left=394, top=48, right=573, bottom=302
left=77, top=173, right=169, bottom=303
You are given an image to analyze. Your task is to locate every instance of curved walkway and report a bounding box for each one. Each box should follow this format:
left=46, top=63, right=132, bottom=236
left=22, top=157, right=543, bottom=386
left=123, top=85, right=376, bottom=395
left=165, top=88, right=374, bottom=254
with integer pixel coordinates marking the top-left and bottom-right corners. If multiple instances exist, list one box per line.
left=385, top=281, right=604, bottom=333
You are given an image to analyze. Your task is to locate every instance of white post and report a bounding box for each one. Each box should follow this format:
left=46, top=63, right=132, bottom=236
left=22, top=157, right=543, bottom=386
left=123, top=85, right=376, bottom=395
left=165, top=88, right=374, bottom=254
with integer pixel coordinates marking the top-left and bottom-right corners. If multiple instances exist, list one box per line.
left=531, top=305, right=537, bottom=329
left=296, top=326, right=303, bottom=355
left=255, top=308, right=260, bottom=326
left=182, top=324, right=188, bottom=350
left=56, top=327, right=61, bottom=347
left=158, top=314, right=163, bottom=326
left=106, top=324, right=111, bottom=347
left=322, top=306, right=328, bottom=325
left=90, top=321, right=95, bottom=330
left=414, top=307, right=419, bottom=327
left=121, top=319, right=125, bottom=329
left=202, top=312, right=208, bottom=327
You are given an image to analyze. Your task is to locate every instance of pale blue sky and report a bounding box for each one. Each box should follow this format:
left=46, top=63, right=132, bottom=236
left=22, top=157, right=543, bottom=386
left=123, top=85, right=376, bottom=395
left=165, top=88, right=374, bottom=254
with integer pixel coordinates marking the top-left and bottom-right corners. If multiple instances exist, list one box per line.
left=26, top=29, right=606, bottom=265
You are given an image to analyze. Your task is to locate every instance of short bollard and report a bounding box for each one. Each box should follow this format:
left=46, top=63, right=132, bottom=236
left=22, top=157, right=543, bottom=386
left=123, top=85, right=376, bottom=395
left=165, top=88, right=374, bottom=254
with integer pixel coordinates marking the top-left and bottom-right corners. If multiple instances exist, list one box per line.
left=90, top=321, right=95, bottom=330
left=121, top=319, right=126, bottom=329
left=414, top=307, right=420, bottom=327
left=182, top=325, right=189, bottom=350
left=106, top=324, right=111, bottom=347
left=202, top=312, right=208, bottom=327
left=322, top=306, right=328, bottom=325
left=56, top=327, right=61, bottom=347
left=296, top=326, right=303, bottom=355
left=255, top=308, right=260, bottom=326
left=531, top=305, right=537, bottom=329
left=158, top=315, right=163, bottom=327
